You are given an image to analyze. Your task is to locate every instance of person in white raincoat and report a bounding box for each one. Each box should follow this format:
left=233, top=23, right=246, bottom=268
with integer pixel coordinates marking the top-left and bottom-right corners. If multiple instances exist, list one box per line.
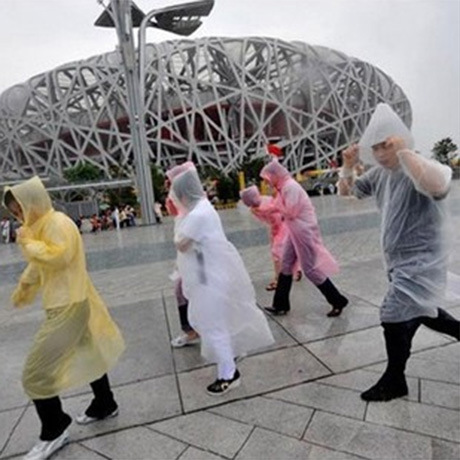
left=338, top=103, right=460, bottom=402
left=170, top=166, right=274, bottom=395
left=3, top=177, right=125, bottom=460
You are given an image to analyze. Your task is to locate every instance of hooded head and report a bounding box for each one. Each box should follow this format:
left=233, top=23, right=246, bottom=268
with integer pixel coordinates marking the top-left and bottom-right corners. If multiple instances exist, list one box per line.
left=170, top=168, right=205, bottom=214
left=359, top=103, right=414, bottom=167
left=240, top=185, right=262, bottom=207
left=2, top=176, right=52, bottom=226
left=260, top=159, right=291, bottom=189
left=166, top=161, right=196, bottom=182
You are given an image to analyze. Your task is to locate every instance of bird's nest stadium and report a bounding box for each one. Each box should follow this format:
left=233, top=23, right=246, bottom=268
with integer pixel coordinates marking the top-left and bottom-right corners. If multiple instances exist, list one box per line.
left=0, top=36, right=411, bottom=181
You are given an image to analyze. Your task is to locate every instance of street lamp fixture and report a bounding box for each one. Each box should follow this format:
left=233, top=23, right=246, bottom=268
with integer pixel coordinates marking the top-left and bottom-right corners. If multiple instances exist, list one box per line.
left=95, top=0, right=214, bottom=225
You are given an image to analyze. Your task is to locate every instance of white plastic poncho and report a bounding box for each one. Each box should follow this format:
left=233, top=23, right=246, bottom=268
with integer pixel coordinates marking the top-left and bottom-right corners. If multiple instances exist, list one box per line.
left=3, top=177, right=125, bottom=399
left=171, top=169, right=274, bottom=362
left=354, top=106, right=454, bottom=322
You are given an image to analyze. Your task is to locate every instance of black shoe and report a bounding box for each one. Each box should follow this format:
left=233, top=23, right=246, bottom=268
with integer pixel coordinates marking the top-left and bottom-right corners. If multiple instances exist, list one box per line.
left=360, top=381, right=408, bottom=402
left=76, top=399, right=118, bottom=425
left=206, top=369, right=241, bottom=396
left=264, top=307, right=289, bottom=316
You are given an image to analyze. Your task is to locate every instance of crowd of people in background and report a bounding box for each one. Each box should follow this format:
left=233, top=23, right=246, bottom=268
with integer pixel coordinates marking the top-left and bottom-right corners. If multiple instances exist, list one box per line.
left=74, top=204, right=138, bottom=234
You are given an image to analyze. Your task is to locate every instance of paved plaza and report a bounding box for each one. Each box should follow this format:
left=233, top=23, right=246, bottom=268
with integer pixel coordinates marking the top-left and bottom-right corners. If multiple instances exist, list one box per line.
left=0, top=184, right=459, bottom=460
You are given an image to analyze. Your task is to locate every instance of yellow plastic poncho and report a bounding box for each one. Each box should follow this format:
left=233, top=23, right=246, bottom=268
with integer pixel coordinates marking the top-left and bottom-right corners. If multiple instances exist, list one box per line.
left=3, top=177, right=125, bottom=400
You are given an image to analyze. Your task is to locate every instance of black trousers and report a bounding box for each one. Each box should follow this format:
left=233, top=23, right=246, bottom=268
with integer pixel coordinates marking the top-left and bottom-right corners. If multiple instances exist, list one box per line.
left=381, top=308, right=460, bottom=385
left=33, top=374, right=115, bottom=441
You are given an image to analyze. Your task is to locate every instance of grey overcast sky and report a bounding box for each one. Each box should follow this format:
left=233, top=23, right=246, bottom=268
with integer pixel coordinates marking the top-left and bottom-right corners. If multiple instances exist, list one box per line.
left=0, top=0, right=458, bottom=155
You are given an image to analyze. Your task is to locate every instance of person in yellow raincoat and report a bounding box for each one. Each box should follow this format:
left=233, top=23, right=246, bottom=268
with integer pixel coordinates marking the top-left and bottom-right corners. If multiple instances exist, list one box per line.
left=3, top=176, right=125, bottom=460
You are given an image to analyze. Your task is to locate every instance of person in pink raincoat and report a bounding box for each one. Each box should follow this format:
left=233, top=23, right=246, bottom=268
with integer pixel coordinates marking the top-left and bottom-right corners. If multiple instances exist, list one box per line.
left=260, top=158, right=348, bottom=316
left=240, top=185, right=301, bottom=291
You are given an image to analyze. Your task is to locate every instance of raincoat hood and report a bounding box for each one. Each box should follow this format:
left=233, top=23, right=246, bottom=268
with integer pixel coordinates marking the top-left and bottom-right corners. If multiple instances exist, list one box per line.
left=166, top=161, right=196, bottom=181
left=3, top=176, right=52, bottom=226
left=359, top=103, right=414, bottom=166
left=240, top=185, right=262, bottom=207
left=170, top=168, right=205, bottom=214
left=260, top=160, right=291, bottom=189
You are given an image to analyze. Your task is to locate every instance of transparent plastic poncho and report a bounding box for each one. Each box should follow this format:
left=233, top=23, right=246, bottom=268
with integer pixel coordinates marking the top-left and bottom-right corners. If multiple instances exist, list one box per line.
left=354, top=106, right=456, bottom=322
left=171, top=170, right=274, bottom=363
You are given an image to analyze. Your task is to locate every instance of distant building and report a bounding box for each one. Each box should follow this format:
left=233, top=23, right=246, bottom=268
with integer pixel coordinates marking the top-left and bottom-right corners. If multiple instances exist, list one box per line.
left=0, top=36, right=411, bottom=181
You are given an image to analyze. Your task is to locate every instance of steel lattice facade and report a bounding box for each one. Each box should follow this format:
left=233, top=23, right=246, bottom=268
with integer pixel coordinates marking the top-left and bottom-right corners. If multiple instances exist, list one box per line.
left=0, top=36, right=411, bottom=181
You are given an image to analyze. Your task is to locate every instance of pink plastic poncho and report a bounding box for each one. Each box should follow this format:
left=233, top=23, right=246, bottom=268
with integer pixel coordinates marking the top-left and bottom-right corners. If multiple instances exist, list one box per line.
left=240, top=185, right=287, bottom=264
left=260, top=160, right=338, bottom=284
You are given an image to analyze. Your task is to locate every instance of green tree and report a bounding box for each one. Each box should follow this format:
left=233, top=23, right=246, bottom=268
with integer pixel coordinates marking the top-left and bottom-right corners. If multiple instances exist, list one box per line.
left=432, top=137, right=458, bottom=165
left=150, top=164, right=167, bottom=203
left=63, top=162, right=103, bottom=182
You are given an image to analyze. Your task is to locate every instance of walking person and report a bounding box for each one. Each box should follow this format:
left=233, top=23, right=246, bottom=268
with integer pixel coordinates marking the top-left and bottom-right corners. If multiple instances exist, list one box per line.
left=260, top=156, right=348, bottom=317
left=3, top=176, right=125, bottom=459
left=240, top=185, right=301, bottom=291
left=169, top=165, right=274, bottom=395
left=338, top=103, right=460, bottom=401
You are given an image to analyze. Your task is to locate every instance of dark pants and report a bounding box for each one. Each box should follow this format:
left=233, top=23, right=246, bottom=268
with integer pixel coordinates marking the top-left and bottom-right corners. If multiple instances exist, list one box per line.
left=175, top=278, right=193, bottom=333
left=381, top=308, right=460, bottom=386
left=33, top=374, right=115, bottom=441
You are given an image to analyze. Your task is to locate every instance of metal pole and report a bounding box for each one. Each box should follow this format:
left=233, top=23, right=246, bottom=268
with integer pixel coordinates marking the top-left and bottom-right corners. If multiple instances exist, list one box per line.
left=111, top=0, right=156, bottom=225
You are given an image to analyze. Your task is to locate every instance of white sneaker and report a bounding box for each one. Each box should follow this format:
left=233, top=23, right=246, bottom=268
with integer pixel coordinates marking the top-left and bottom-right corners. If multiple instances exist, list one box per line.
left=75, top=408, right=119, bottom=425
left=171, top=333, right=200, bottom=348
left=24, top=430, right=69, bottom=460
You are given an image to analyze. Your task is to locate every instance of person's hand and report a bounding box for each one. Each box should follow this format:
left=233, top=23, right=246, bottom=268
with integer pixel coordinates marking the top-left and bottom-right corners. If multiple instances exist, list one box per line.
left=11, top=282, right=37, bottom=308
left=165, top=197, right=178, bottom=216
left=15, top=226, right=32, bottom=242
left=385, top=136, right=407, bottom=153
left=342, top=144, right=360, bottom=169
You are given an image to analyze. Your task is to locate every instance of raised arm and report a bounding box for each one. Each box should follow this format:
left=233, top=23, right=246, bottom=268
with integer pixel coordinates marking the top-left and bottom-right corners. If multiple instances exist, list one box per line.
left=396, top=147, right=452, bottom=198
left=337, top=144, right=360, bottom=196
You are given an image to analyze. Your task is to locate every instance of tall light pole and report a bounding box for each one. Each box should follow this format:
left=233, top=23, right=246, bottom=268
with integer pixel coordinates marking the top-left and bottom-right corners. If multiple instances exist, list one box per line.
left=95, top=0, right=214, bottom=225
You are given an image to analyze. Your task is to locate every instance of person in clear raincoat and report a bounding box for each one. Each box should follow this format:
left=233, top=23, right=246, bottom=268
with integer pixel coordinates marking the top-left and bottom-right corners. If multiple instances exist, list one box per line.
left=259, top=158, right=348, bottom=317
left=3, top=177, right=125, bottom=460
left=240, top=185, right=301, bottom=291
left=170, top=167, right=274, bottom=395
left=338, top=103, right=460, bottom=402
left=164, top=162, right=201, bottom=349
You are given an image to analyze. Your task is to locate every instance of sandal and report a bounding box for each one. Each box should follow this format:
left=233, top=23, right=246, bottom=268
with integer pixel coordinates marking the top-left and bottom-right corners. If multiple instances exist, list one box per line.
left=265, top=281, right=277, bottom=291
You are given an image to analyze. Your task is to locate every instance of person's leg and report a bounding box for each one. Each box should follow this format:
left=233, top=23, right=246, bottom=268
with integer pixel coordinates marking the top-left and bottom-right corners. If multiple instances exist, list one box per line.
left=361, top=318, right=421, bottom=401
left=316, top=278, right=349, bottom=317
left=265, top=237, right=296, bottom=315
left=25, top=397, right=71, bottom=460
left=171, top=278, right=199, bottom=347
left=33, top=396, right=72, bottom=441
left=421, top=308, right=460, bottom=340
left=76, top=374, right=118, bottom=425
left=206, top=334, right=240, bottom=396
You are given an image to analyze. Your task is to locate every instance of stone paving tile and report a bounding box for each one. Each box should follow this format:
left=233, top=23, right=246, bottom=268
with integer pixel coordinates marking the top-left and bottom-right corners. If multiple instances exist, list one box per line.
left=366, top=399, right=460, bottom=443
left=304, top=410, right=460, bottom=460
left=2, top=375, right=181, bottom=458
left=305, top=326, right=452, bottom=374
left=149, top=412, right=252, bottom=459
left=260, top=289, right=380, bottom=344
left=177, top=346, right=330, bottom=413
left=266, top=381, right=367, bottom=420
left=46, top=442, right=108, bottom=459
left=235, top=427, right=363, bottom=460
left=82, top=426, right=187, bottom=460
left=0, top=407, right=24, bottom=457
left=108, top=299, right=174, bottom=385
left=318, top=369, right=420, bottom=402
left=178, top=446, right=226, bottom=460
left=208, top=396, right=314, bottom=439
left=421, top=380, right=460, bottom=410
